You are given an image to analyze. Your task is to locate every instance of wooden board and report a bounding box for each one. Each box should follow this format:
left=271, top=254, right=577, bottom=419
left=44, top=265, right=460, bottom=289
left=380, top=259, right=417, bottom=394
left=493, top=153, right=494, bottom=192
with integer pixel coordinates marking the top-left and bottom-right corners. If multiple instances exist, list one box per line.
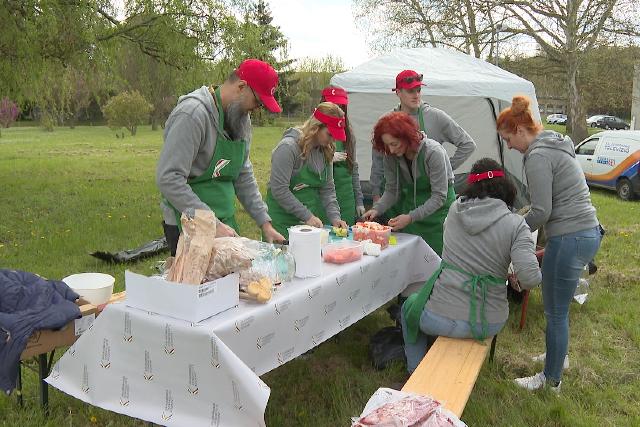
left=401, top=336, right=492, bottom=418
left=21, top=292, right=126, bottom=360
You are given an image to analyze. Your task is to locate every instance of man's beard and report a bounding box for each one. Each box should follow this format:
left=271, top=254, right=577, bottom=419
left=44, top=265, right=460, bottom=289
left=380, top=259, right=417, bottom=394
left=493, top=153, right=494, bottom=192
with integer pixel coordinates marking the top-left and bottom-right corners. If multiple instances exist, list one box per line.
left=225, top=100, right=251, bottom=141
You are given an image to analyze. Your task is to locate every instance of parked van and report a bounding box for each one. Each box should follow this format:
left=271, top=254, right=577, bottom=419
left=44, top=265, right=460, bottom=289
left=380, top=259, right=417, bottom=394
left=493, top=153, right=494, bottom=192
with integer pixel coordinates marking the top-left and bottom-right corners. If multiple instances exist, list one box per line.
left=575, top=130, right=640, bottom=200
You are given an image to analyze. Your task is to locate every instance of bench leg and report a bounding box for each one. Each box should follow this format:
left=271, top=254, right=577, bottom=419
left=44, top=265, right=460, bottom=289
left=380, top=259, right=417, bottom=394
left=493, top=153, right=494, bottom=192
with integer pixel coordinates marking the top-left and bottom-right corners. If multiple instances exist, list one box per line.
left=489, top=335, right=497, bottom=363
left=16, top=362, right=23, bottom=407
left=519, top=290, right=530, bottom=330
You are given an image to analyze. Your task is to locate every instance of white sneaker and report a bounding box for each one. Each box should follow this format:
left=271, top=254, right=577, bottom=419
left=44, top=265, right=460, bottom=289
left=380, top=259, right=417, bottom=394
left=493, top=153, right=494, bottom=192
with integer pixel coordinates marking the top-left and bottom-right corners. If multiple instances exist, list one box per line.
left=531, top=352, right=570, bottom=370
left=514, top=371, right=561, bottom=393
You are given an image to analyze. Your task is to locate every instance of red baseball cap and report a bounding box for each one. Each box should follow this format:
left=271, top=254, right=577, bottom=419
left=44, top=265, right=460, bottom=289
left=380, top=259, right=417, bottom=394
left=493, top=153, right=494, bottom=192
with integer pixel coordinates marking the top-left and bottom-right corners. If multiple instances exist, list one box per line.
left=236, top=59, right=282, bottom=113
left=313, top=109, right=346, bottom=141
left=322, top=86, right=349, bottom=105
left=393, top=70, right=425, bottom=91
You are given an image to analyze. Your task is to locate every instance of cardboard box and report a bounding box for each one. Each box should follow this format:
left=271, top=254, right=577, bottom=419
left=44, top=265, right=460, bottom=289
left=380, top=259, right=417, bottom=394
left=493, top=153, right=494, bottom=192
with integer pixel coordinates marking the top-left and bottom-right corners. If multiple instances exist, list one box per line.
left=124, top=271, right=239, bottom=323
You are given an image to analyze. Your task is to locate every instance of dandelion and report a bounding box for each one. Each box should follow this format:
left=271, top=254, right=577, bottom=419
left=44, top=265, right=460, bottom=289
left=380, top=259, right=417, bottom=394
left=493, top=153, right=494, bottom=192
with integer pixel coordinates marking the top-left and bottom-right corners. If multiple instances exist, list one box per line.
left=90, top=415, right=97, bottom=423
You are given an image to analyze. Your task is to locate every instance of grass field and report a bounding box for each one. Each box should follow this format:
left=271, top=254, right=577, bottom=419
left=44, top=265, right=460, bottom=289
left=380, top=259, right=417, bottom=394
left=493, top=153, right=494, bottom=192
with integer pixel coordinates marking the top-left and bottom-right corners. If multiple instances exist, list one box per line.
left=1, top=124, right=639, bottom=426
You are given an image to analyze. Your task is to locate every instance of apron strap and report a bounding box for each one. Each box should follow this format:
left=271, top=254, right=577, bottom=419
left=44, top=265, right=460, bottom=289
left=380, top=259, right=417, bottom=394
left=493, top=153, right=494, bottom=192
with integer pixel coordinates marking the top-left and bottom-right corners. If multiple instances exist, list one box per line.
left=402, top=260, right=505, bottom=344
left=213, top=88, right=225, bottom=131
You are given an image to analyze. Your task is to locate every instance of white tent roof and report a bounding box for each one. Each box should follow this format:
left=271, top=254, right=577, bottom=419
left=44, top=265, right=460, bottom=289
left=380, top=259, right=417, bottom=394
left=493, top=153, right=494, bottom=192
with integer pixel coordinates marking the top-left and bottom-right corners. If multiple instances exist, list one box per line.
left=329, top=47, right=540, bottom=205
left=332, top=47, right=539, bottom=109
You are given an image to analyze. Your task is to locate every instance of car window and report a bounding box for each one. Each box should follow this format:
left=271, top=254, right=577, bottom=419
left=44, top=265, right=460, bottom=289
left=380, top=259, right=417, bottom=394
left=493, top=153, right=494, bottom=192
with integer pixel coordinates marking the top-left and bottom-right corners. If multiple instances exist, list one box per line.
left=576, top=138, right=599, bottom=155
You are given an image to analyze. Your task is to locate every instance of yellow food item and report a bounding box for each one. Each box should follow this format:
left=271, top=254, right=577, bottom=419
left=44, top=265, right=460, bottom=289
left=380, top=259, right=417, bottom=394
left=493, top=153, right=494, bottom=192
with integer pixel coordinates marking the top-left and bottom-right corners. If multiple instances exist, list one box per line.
left=332, top=226, right=348, bottom=237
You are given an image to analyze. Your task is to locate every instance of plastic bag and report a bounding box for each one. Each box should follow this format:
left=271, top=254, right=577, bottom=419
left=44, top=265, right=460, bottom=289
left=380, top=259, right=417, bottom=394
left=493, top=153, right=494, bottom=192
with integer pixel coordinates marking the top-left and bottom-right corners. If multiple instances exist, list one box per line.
left=369, top=326, right=406, bottom=370
left=90, top=237, right=168, bottom=263
left=166, top=209, right=216, bottom=285
left=239, top=241, right=295, bottom=285
left=352, top=388, right=466, bottom=427
left=205, top=237, right=256, bottom=281
left=573, top=265, right=589, bottom=305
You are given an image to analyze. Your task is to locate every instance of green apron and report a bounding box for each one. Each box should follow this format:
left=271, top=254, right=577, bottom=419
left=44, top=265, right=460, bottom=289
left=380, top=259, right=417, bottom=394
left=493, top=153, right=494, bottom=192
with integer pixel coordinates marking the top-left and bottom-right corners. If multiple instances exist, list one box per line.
left=383, top=106, right=427, bottom=218
left=168, top=88, right=246, bottom=232
left=333, top=141, right=356, bottom=224
left=265, top=158, right=329, bottom=239
left=403, top=261, right=506, bottom=344
left=399, top=147, right=455, bottom=256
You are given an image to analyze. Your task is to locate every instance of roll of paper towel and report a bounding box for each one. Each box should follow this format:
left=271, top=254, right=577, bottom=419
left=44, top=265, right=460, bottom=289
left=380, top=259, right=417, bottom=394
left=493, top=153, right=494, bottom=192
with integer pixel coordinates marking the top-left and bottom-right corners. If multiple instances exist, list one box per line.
left=288, top=225, right=322, bottom=278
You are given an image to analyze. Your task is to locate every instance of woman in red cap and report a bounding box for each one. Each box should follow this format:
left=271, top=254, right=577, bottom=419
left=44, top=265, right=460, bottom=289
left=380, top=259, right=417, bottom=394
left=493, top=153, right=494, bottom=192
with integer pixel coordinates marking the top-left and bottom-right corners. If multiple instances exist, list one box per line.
left=320, top=86, right=364, bottom=224
left=265, top=102, right=349, bottom=239
left=362, top=111, right=455, bottom=256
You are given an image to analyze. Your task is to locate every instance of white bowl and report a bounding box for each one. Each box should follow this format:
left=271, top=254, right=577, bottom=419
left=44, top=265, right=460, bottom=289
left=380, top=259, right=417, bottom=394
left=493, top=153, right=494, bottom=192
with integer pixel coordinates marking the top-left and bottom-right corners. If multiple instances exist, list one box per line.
left=63, top=273, right=115, bottom=306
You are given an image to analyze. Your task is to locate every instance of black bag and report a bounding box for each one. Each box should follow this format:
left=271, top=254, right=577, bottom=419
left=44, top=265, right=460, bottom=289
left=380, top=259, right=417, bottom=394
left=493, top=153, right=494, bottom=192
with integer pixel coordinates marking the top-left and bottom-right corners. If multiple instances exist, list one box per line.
left=369, top=326, right=406, bottom=370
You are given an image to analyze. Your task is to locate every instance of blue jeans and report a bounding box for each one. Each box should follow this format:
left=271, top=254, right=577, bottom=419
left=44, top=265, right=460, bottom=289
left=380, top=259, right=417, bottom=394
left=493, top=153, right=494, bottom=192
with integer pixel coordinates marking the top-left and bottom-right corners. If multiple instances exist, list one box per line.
left=401, top=307, right=505, bottom=373
left=542, top=226, right=601, bottom=382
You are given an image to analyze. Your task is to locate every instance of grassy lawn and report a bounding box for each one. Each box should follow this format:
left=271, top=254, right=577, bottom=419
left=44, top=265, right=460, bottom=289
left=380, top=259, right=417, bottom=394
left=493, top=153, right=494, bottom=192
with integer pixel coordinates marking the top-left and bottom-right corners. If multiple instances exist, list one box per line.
left=1, top=123, right=639, bottom=426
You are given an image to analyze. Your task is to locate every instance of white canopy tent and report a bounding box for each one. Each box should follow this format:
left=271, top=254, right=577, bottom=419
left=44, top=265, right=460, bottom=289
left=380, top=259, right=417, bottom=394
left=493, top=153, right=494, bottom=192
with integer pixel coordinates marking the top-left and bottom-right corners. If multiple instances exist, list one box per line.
left=330, top=47, right=541, bottom=205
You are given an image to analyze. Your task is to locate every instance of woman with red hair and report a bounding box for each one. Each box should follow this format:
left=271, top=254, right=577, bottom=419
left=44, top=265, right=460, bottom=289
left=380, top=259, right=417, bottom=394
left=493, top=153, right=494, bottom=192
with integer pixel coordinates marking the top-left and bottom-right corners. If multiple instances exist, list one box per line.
left=362, top=111, right=455, bottom=255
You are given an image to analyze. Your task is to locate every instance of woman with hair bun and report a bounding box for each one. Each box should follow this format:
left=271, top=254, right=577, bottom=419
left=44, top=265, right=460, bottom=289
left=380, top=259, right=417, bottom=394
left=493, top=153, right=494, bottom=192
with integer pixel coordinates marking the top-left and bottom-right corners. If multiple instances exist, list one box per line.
left=266, top=102, right=349, bottom=239
left=401, top=158, right=542, bottom=373
left=497, top=95, right=602, bottom=392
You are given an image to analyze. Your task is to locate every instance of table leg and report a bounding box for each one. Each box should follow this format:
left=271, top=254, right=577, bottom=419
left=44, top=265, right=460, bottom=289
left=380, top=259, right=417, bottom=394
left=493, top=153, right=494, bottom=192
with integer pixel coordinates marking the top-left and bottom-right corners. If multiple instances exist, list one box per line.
left=489, top=335, right=497, bottom=363
left=16, top=362, right=23, bottom=407
left=519, top=290, right=530, bottom=330
left=38, top=353, right=49, bottom=415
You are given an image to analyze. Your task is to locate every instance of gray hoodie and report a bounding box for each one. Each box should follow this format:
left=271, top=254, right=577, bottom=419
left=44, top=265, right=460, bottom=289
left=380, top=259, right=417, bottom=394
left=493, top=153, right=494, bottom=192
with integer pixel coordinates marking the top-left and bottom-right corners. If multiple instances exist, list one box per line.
left=156, top=86, right=270, bottom=227
left=370, top=103, right=476, bottom=196
left=426, top=197, right=542, bottom=324
left=267, top=128, right=341, bottom=223
left=523, top=130, right=598, bottom=237
left=373, top=134, right=453, bottom=222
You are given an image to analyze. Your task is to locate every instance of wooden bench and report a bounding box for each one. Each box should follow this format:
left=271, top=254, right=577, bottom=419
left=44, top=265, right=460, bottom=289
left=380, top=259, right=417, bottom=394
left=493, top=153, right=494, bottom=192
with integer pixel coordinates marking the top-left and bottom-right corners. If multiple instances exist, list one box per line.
left=16, top=292, right=126, bottom=412
left=402, top=335, right=497, bottom=418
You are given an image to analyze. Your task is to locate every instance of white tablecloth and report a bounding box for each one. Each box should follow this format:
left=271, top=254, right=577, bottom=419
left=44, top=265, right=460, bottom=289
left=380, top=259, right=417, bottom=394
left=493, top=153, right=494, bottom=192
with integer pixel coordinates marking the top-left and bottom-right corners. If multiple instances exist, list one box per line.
left=47, top=234, right=440, bottom=426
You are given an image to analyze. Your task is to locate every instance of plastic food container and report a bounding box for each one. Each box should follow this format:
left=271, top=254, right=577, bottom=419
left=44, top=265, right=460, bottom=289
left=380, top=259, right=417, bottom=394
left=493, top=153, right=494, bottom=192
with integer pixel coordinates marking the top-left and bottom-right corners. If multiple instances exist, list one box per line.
left=352, top=223, right=392, bottom=249
left=322, top=240, right=364, bottom=264
left=62, top=273, right=115, bottom=305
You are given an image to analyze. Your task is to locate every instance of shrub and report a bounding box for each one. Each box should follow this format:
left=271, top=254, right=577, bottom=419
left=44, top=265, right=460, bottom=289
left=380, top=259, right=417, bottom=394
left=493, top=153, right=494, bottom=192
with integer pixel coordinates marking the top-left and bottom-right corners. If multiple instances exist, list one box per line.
left=102, top=91, right=152, bottom=136
left=0, top=97, right=20, bottom=137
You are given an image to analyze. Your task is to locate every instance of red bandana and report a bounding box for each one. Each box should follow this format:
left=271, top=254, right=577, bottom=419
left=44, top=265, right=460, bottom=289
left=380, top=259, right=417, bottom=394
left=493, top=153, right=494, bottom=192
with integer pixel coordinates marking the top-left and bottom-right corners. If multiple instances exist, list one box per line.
left=467, top=170, right=505, bottom=184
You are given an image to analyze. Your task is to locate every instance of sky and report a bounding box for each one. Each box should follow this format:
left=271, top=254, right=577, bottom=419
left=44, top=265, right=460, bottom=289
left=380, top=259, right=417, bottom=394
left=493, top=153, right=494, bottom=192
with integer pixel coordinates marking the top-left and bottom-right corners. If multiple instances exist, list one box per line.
left=266, top=0, right=372, bottom=68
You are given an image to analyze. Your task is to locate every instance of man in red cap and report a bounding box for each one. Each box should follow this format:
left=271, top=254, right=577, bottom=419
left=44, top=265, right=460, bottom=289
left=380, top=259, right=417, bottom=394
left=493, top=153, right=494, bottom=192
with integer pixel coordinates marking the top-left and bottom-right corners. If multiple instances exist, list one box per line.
left=157, top=59, right=285, bottom=255
left=370, top=69, right=476, bottom=203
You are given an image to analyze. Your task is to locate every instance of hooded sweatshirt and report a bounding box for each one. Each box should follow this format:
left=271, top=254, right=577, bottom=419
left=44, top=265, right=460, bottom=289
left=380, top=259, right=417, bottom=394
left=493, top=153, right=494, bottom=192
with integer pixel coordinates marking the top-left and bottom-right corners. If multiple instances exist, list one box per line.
left=267, top=128, right=341, bottom=223
left=373, top=134, right=453, bottom=222
left=156, top=86, right=270, bottom=226
left=523, top=130, right=598, bottom=237
left=370, top=103, right=476, bottom=196
left=426, top=197, right=541, bottom=324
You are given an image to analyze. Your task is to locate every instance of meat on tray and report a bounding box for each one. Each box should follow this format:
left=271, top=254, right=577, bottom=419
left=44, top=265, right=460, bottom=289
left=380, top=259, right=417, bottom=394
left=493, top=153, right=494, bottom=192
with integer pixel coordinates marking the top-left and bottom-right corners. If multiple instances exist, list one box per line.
left=353, top=395, right=443, bottom=427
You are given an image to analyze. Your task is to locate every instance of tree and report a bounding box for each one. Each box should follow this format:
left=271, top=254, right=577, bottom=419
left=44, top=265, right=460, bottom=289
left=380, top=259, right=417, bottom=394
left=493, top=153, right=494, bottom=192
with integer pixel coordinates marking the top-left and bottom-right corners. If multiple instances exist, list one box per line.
left=355, top=0, right=640, bottom=142
left=293, top=55, right=346, bottom=115
left=499, top=0, right=640, bottom=141
left=0, top=0, right=252, bottom=124
left=102, top=91, right=152, bottom=136
left=354, top=0, right=507, bottom=58
left=0, top=97, right=20, bottom=137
